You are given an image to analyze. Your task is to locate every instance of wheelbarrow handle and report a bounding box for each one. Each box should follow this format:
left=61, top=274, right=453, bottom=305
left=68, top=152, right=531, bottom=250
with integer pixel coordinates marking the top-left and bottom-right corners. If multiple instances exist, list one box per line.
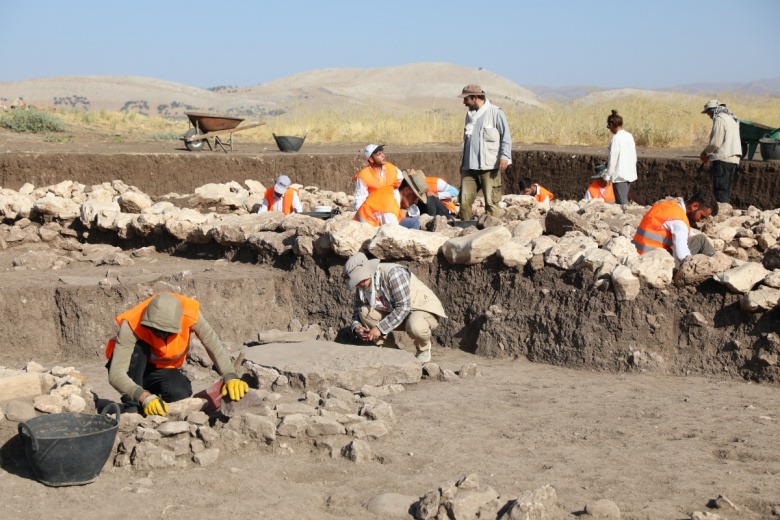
left=18, top=421, right=38, bottom=452
left=102, top=402, right=122, bottom=423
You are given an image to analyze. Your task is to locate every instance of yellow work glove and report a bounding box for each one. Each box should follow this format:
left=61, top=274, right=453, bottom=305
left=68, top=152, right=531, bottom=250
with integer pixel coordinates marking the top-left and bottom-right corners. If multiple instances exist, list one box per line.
left=221, top=379, right=249, bottom=401
left=142, top=395, right=169, bottom=417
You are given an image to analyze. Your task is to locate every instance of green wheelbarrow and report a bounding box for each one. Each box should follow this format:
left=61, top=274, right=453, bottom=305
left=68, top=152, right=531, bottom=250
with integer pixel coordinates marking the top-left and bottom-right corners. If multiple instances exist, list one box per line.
left=739, top=120, right=780, bottom=160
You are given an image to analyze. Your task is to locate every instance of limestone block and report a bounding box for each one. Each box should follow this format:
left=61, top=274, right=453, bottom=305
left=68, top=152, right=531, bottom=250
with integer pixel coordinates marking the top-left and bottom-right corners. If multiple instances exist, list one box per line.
left=442, top=226, right=512, bottom=265
left=293, top=235, right=314, bottom=256
left=80, top=200, right=121, bottom=227
left=612, top=265, right=640, bottom=301
left=712, top=226, right=737, bottom=242
left=603, top=235, right=639, bottom=262
left=281, top=213, right=327, bottom=237
left=544, top=209, right=589, bottom=237
left=445, top=487, right=500, bottom=520
left=763, top=270, right=780, bottom=288
left=714, top=262, right=770, bottom=293
left=740, top=285, right=780, bottom=312
left=673, top=252, right=733, bottom=287
left=211, top=213, right=283, bottom=245
left=156, top=421, right=190, bottom=436
left=328, top=220, right=378, bottom=257
left=33, top=394, right=64, bottom=414
left=347, top=420, right=390, bottom=439
left=498, top=484, right=561, bottom=520
left=545, top=235, right=598, bottom=270
left=130, top=213, right=165, bottom=237
left=344, top=440, right=375, bottom=463
left=305, top=416, right=346, bottom=437
left=497, top=239, right=534, bottom=268
left=368, top=225, right=448, bottom=261
left=3, top=399, right=37, bottom=422
left=276, top=414, right=308, bottom=437
left=193, top=447, right=220, bottom=467
left=512, top=219, right=544, bottom=240
left=626, top=249, right=675, bottom=288
left=244, top=179, right=265, bottom=194
left=578, top=248, right=619, bottom=274
left=530, top=235, right=558, bottom=255
left=247, top=230, right=295, bottom=257
left=0, top=372, right=46, bottom=399
left=584, top=499, right=621, bottom=518
left=118, top=191, right=153, bottom=213
left=34, top=196, right=80, bottom=220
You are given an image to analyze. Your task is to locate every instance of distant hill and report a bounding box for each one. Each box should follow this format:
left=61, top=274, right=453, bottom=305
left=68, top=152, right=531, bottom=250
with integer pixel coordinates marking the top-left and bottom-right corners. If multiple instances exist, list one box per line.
left=1, top=66, right=775, bottom=118
left=0, top=63, right=542, bottom=119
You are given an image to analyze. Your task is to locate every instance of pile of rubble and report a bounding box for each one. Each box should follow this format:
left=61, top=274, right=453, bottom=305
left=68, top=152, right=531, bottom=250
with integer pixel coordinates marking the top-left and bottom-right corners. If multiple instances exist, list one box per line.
left=3, top=179, right=780, bottom=310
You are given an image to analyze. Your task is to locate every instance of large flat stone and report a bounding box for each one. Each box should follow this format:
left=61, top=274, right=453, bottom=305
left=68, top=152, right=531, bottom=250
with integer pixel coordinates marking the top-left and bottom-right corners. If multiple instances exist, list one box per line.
left=244, top=341, right=421, bottom=392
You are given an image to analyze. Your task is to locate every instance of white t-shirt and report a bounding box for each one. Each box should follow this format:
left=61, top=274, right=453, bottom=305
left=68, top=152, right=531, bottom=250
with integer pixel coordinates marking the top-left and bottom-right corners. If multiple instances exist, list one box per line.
left=606, top=129, right=637, bottom=183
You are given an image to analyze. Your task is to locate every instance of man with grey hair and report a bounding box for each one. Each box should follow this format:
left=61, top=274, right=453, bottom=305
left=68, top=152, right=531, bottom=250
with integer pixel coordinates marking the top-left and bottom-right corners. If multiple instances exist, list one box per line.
left=343, top=252, right=446, bottom=362
left=700, top=99, right=742, bottom=203
left=458, top=84, right=512, bottom=220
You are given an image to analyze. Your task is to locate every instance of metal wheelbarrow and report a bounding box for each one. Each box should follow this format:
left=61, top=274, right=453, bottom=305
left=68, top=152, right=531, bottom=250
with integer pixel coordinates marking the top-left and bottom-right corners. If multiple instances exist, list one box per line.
left=183, top=112, right=265, bottom=152
left=739, top=120, right=780, bottom=160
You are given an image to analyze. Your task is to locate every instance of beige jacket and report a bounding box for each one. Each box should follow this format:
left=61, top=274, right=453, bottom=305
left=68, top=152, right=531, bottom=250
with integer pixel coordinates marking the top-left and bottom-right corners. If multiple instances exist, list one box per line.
left=378, top=263, right=447, bottom=318
left=705, top=112, right=742, bottom=164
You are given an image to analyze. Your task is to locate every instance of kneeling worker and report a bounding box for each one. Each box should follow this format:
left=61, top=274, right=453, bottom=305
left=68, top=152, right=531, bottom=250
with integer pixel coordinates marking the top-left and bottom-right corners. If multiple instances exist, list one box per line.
left=355, top=169, right=429, bottom=229
left=106, top=292, right=248, bottom=416
left=520, top=178, right=554, bottom=204
left=583, top=165, right=615, bottom=203
left=258, top=174, right=302, bottom=215
left=344, top=252, right=447, bottom=362
left=632, top=192, right=717, bottom=263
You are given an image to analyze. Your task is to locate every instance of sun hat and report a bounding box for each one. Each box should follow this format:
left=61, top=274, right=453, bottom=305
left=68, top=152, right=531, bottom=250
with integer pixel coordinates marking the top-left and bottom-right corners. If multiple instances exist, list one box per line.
left=344, top=252, right=381, bottom=289
left=363, top=144, right=385, bottom=160
left=401, top=169, right=428, bottom=203
left=274, top=175, right=291, bottom=195
left=458, top=84, right=485, bottom=98
left=591, top=164, right=608, bottom=179
left=701, top=99, right=721, bottom=113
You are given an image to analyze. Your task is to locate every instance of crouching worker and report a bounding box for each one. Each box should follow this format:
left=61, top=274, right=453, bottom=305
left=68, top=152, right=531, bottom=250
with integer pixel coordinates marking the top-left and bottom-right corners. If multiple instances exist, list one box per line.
left=344, top=252, right=447, bottom=362
left=106, top=292, right=248, bottom=416
left=632, top=191, right=717, bottom=265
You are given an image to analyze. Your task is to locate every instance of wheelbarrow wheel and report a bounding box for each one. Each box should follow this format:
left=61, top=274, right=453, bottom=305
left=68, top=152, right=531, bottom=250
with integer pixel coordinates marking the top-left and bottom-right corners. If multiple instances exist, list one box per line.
left=184, top=128, right=205, bottom=152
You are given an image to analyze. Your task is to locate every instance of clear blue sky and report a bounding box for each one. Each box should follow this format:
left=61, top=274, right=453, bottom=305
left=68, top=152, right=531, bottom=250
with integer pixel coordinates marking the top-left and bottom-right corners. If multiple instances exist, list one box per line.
left=2, top=0, right=777, bottom=90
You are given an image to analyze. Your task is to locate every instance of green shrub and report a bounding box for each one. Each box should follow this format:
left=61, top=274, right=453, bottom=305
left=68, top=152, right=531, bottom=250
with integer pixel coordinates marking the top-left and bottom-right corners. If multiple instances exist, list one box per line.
left=0, top=109, right=65, bottom=133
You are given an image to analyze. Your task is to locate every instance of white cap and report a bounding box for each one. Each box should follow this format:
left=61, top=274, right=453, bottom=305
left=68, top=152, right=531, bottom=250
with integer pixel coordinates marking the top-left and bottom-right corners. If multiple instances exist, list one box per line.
left=362, top=144, right=384, bottom=160
left=274, top=175, right=291, bottom=195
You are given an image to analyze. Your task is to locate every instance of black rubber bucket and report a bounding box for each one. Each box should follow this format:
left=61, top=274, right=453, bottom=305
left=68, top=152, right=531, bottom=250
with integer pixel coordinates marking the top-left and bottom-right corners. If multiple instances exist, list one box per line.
left=273, top=133, right=306, bottom=152
left=760, top=138, right=780, bottom=162
left=18, top=402, right=121, bottom=486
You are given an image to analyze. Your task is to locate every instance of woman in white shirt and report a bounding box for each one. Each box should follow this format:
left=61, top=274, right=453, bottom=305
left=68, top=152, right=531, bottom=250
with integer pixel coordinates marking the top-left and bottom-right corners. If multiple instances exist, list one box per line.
left=605, top=110, right=637, bottom=205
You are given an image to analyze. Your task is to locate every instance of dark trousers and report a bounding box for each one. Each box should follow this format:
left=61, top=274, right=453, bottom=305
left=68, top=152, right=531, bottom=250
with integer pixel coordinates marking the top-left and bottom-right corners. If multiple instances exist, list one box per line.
left=613, top=182, right=631, bottom=205
left=711, top=161, right=737, bottom=203
left=111, top=341, right=192, bottom=409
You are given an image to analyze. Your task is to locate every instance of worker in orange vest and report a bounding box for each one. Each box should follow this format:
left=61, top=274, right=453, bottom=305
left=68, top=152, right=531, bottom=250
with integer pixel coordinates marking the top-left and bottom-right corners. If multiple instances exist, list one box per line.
left=520, top=178, right=554, bottom=204
left=258, top=174, right=302, bottom=215
left=355, top=170, right=429, bottom=228
left=353, top=144, right=404, bottom=211
left=425, top=176, right=459, bottom=214
left=632, top=192, right=717, bottom=263
left=105, top=293, right=248, bottom=416
left=583, top=165, right=616, bottom=203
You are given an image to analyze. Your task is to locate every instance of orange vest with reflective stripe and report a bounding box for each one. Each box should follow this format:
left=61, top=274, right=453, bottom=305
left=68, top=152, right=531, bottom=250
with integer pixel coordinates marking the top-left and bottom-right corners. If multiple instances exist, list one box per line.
left=587, top=181, right=615, bottom=203
left=354, top=185, right=401, bottom=227
left=353, top=163, right=401, bottom=192
left=535, top=185, right=554, bottom=203
left=263, top=187, right=298, bottom=215
left=105, top=293, right=200, bottom=369
left=632, top=199, right=690, bottom=255
left=425, top=177, right=458, bottom=212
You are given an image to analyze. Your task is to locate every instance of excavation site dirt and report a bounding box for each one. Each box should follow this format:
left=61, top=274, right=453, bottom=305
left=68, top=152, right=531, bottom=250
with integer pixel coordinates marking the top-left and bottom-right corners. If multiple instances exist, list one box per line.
left=1, top=139, right=780, bottom=520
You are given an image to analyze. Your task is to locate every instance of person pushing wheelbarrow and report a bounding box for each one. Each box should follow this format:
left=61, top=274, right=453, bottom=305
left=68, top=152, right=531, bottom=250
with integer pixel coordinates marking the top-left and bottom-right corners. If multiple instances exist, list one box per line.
left=105, top=292, right=248, bottom=416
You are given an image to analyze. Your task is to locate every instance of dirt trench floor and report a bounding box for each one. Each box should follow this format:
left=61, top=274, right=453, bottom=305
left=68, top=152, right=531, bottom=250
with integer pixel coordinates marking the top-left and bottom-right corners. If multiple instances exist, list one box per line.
left=0, top=250, right=778, bottom=520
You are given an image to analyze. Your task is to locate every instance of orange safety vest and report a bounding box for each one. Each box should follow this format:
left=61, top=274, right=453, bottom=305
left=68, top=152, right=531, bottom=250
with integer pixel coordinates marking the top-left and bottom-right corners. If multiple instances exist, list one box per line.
left=535, top=185, right=554, bottom=203
left=632, top=199, right=690, bottom=255
left=263, top=187, right=298, bottom=215
left=105, top=293, right=200, bottom=369
left=425, top=177, right=458, bottom=213
left=354, top=185, right=401, bottom=227
left=353, top=163, right=401, bottom=192
left=587, top=181, right=615, bottom=203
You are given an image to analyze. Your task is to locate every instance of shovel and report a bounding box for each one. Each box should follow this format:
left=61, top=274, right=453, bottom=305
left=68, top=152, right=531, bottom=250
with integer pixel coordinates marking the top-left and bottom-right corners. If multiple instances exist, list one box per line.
left=193, top=351, right=245, bottom=414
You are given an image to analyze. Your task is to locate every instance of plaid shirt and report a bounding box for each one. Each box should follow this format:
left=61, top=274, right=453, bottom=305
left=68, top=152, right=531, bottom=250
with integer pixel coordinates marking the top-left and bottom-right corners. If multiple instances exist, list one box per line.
left=352, top=264, right=412, bottom=335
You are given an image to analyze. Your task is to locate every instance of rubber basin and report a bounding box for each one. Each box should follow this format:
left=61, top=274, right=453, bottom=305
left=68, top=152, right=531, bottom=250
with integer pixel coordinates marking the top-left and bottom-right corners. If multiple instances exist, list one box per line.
left=760, top=138, right=780, bottom=162
left=18, top=403, right=121, bottom=486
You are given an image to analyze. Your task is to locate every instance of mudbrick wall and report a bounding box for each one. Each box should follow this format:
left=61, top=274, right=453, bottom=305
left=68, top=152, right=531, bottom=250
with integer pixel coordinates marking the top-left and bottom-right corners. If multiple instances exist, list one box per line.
left=1, top=150, right=779, bottom=208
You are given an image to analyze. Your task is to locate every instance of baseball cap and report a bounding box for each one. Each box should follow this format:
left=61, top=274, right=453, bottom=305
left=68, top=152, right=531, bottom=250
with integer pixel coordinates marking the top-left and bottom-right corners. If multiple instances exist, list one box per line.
left=274, top=175, right=291, bottom=195
left=458, top=84, right=485, bottom=98
left=362, top=144, right=384, bottom=160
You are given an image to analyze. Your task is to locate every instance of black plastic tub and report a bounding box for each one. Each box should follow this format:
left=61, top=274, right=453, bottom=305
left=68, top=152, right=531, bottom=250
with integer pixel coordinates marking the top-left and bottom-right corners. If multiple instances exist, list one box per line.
left=18, top=403, right=120, bottom=486
left=760, top=138, right=780, bottom=162
left=273, top=133, right=306, bottom=153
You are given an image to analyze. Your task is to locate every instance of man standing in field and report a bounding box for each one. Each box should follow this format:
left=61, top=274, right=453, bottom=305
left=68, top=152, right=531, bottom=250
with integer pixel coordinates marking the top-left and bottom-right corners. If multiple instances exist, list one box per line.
left=458, top=84, right=512, bottom=220
left=700, top=99, right=741, bottom=203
